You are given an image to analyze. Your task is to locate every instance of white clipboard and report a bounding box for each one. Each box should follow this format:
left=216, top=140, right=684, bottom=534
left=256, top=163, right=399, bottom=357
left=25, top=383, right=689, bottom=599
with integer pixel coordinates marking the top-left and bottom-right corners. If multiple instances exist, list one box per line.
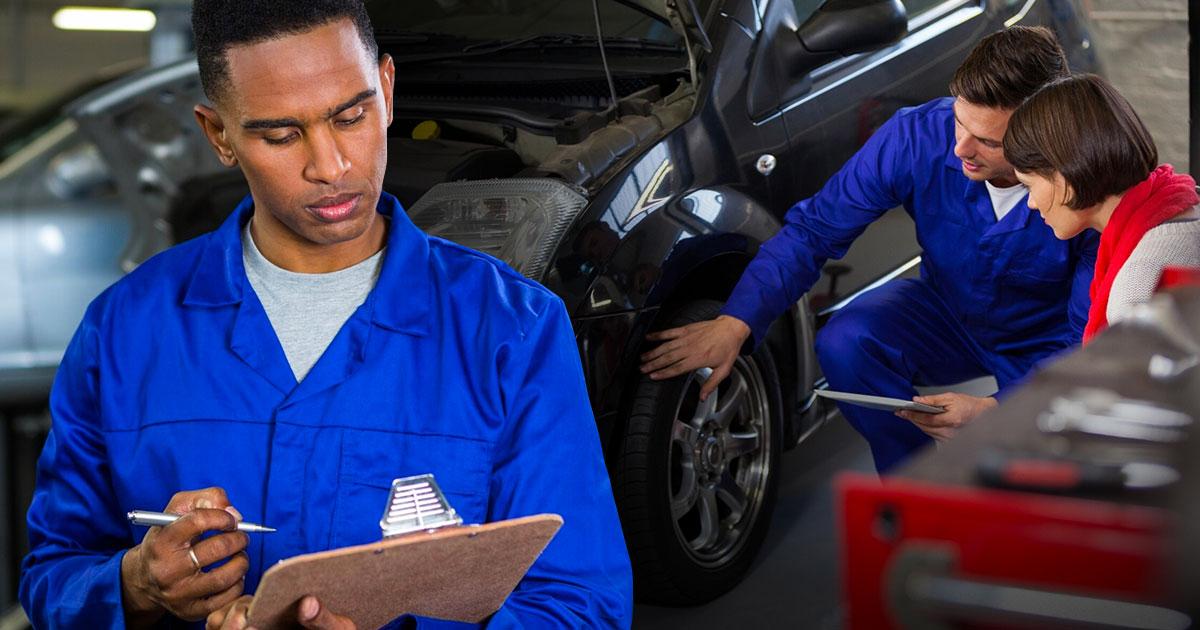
left=816, top=389, right=945, bottom=414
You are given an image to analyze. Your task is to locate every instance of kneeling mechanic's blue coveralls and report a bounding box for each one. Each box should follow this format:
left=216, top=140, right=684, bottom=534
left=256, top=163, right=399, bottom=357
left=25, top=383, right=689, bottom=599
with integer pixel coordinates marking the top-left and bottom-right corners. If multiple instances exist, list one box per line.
left=20, top=193, right=633, bottom=628
left=721, top=98, right=1098, bottom=472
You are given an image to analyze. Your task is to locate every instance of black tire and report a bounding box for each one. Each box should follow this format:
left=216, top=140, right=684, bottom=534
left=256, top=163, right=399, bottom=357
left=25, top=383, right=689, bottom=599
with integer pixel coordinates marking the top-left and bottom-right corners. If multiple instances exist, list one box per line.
left=614, top=299, right=784, bottom=605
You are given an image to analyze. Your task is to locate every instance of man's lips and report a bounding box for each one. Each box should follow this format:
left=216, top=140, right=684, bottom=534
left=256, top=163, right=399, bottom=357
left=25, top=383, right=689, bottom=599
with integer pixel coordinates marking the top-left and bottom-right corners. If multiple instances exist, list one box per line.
left=306, top=193, right=362, bottom=222
left=962, top=161, right=981, bottom=172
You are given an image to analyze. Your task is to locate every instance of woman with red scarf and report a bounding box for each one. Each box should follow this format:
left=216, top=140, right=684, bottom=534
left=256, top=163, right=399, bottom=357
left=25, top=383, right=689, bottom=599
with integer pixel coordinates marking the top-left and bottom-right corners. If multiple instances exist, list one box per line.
left=896, top=73, right=1199, bottom=442
left=1004, top=73, right=1200, bottom=342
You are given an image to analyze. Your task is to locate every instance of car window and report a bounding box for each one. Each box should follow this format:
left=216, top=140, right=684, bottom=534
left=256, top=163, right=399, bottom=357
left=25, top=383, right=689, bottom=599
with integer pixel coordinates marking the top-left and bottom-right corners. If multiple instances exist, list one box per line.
left=902, top=0, right=952, bottom=17
left=792, top=0, right=822, bottom=23
left=795, top=0, right=949, bottom=24
left=368, top=0, right=682, bottom=45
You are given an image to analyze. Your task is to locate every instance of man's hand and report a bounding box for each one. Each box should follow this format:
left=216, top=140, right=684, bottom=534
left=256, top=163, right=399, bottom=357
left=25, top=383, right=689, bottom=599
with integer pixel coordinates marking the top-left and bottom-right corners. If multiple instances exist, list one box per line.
left=121, top=487, right=250, bottom=626
left=206, top=595, right=355, bottom=630
left=640, top=316, right=751, bottom=401
left=896, top=393, right=998, bottom=442
left=206, top=595, right=252, bottom=630
left=296, top=596, right=357, bottom=629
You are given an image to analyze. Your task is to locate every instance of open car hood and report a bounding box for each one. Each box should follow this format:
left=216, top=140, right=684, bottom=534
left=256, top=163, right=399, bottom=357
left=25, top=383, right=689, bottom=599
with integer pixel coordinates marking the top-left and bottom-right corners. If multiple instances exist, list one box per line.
left=615, top=0, right=712, bottom=51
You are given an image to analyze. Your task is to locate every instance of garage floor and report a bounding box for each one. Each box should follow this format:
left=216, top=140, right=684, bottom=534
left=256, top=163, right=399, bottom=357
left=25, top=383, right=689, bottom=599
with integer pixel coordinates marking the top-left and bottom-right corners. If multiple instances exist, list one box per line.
left=1090, top=0, right=1190, bottom=171
left=633, top=417, right=874, bottom=630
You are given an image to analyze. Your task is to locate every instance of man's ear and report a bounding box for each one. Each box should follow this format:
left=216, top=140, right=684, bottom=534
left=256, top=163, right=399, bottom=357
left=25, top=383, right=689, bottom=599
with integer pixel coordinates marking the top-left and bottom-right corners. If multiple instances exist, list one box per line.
left=193, top=104, right=238, bottom=167
left=378, top=54, right=395, bottom=127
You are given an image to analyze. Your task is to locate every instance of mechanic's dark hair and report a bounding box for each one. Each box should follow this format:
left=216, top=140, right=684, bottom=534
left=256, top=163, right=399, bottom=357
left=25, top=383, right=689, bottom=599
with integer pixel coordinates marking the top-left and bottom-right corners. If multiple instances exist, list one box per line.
left=192, top=0, right=378, bottom=102
left=949, top=26, right=1069, bottom=110
left=1004, top=74, right=1157, bottom=210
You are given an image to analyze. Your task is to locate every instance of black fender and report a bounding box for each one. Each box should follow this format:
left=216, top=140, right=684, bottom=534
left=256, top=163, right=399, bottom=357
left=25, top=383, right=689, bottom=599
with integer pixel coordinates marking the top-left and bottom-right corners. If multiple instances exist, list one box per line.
left=559, top=185, right=817, bottom=457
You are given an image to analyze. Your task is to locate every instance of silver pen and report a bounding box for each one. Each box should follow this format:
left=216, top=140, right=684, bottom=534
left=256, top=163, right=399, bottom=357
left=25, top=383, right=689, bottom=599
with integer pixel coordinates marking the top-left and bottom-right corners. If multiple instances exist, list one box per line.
left=127, top=510, right=277, bottom=533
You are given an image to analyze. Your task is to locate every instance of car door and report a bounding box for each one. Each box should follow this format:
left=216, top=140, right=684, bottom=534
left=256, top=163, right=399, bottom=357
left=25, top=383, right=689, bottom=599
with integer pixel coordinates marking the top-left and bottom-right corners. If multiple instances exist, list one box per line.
left=13, top=121, right=132, bottom=391
left=755, top=0, right=995, bottom=306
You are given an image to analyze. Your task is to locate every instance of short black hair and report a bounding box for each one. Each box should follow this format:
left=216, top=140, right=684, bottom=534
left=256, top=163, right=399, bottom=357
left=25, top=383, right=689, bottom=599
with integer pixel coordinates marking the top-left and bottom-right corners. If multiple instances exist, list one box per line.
left=192, top=0, right=378, bottom=103
left=949, top=26, right=1069, bottom=110
left=1004, top=74, right=1158, bottom=210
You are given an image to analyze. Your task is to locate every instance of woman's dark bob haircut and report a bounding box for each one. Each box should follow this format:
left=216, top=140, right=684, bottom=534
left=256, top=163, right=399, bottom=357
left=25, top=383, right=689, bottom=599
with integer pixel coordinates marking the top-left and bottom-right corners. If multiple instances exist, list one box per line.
left=1004, top=74, right=1158, bottom=210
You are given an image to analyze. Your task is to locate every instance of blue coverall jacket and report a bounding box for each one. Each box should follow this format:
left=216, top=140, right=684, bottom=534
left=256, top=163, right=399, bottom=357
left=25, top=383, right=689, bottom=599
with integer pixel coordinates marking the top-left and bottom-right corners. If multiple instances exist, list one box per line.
left=20, top=193, right=633, bottom=628
left=722, top=98, right=1098, bottom=471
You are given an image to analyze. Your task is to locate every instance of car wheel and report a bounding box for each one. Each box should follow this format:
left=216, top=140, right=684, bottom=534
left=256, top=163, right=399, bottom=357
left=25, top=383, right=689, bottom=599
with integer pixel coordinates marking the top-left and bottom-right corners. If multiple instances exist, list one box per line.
left=614, top=299, right=783, bottom=605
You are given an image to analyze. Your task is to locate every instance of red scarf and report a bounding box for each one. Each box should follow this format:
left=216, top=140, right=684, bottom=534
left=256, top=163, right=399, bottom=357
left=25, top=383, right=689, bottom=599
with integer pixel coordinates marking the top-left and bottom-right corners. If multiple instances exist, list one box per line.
left=1083, top=164, right=1199, bottom=344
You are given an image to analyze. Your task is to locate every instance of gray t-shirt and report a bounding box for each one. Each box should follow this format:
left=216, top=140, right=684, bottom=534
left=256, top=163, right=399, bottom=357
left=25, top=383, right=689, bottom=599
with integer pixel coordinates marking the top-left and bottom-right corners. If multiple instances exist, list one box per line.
left=242, top=221, right=384, bottom=381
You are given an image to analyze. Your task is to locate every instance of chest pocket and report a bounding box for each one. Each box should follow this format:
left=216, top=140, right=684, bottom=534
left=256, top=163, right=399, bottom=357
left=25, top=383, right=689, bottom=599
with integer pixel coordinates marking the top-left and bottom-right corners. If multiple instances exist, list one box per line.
left=997, top=249, right=1074, bottom=335
left=1003, top=243, right=1070, bottom=282
left=1003, top=249, right=1072, bottom=292
left=1001, top=267, right=1069, bottom=317
left=332, top=430, right=493, bottom=548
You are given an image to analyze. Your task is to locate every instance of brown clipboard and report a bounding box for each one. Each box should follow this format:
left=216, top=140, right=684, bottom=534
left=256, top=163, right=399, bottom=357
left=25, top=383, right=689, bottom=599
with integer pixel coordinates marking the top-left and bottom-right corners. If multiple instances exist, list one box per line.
left=246, top=514, right=563, bottom=629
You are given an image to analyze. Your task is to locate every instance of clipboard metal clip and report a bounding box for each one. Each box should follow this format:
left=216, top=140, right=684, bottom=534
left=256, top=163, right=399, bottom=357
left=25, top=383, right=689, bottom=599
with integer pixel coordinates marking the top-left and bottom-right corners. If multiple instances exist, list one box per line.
left=380, top=474, right=463, bottom=538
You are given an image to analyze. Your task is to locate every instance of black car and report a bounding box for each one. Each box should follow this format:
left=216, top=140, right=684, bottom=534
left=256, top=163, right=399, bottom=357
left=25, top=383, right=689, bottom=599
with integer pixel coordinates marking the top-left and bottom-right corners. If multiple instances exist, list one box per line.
left=23, top=0, right=1100, bottom=606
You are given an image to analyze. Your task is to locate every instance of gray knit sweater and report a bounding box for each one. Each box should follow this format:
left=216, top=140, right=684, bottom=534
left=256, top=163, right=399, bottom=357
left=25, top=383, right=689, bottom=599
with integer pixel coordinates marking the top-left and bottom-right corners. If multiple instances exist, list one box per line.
left=1108, top=205, right=1200, bottom=323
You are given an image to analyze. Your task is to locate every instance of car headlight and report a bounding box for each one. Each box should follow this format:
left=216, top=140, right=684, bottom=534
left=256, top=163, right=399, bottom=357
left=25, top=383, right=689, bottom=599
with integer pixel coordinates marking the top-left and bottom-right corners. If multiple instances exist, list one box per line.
left=407, top=178, right=588, bottom=281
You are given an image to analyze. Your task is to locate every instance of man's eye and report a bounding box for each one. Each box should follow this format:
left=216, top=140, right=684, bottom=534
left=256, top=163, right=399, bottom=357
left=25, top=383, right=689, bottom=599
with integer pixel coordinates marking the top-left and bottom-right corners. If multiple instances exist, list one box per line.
left=336, top=111, right=366, bottom=126
left=264, top=134, right=297, bottom=145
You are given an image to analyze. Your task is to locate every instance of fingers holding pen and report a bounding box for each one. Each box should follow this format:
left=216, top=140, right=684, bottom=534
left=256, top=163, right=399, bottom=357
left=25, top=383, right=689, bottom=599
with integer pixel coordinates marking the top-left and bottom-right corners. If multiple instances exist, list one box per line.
left=122, top=487, right=257, bottom=622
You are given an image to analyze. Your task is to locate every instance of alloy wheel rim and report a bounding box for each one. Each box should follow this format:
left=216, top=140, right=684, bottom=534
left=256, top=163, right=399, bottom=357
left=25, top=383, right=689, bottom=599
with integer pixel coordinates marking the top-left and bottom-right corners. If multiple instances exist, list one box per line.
left=666, top=358, right=771, bottom=567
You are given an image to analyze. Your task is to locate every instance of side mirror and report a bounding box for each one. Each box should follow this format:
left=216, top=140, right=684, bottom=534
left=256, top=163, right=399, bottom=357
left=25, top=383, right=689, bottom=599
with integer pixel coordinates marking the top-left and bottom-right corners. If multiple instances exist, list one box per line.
left=45, top=142, right=114, bottom=201
left=796, top=0, right=907, bottom=67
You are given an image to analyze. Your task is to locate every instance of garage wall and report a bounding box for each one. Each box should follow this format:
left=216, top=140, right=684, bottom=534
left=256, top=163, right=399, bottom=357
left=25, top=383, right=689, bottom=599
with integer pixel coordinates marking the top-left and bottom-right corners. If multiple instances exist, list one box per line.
left=0, top=0, right=149, bottom=110
left=1089, top=0, right=1190, bottom=172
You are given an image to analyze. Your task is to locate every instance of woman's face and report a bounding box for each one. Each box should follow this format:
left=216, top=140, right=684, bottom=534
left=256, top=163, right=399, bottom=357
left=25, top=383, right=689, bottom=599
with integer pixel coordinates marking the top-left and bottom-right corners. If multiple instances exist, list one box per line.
left=1015, top=170, right=1094, bottom=240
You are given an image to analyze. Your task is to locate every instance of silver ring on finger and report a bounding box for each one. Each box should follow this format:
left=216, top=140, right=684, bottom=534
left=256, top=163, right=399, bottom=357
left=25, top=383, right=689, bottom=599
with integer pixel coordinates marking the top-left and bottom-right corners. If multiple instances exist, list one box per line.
left=188, top=547, right=202, bottom=573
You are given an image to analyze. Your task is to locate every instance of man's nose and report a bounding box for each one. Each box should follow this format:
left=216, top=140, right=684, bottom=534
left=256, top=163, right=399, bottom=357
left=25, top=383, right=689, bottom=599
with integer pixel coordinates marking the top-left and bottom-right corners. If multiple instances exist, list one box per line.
left=303, top=127, right=351, bottom=184
left=953, top=135, right=974, bottom=160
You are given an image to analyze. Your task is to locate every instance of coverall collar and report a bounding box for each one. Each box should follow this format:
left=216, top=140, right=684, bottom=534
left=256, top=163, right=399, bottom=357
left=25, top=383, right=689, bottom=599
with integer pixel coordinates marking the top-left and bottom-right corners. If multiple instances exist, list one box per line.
left=182, top=191, right=433, bottom=337
left=943, top=140, right=964, bottom=173
left=943, top=142, right=1033, bottom=234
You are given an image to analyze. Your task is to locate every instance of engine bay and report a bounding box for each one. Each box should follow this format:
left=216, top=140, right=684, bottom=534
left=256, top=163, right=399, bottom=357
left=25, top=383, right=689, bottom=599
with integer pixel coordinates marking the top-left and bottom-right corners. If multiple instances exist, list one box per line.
left=385, top=72, right=694, bottom=206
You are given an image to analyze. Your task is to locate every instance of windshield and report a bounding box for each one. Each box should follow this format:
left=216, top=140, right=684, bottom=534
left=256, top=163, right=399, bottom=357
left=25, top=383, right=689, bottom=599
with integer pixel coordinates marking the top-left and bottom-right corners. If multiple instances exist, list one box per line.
left=368, top=0, right=686, bottom=46
left=0, top=63, right=140, bottom=165
left=0, top=94, right=79, bottom=165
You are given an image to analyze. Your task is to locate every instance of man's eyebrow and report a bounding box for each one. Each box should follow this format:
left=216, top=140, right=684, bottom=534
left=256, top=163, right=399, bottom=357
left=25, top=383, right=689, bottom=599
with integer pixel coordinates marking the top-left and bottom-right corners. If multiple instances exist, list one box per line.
left=242, top=116, right=303, bottom=131
left=241, top=89, right=377, bottom=130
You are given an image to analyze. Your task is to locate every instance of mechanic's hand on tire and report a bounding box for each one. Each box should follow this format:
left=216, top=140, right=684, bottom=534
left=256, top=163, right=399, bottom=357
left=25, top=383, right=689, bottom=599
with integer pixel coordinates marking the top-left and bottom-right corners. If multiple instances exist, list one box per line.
left=641, top=315, right=751, bottom=401
left=121, top=487, right=250, bottom=626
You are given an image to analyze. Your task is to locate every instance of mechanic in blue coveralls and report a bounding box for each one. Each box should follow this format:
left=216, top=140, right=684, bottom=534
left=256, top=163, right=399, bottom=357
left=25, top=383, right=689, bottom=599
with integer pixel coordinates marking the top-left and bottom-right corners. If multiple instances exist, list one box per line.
left=19, top=1, right=632, bottom=628
left=640, top=26, right=1097, bottom=473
